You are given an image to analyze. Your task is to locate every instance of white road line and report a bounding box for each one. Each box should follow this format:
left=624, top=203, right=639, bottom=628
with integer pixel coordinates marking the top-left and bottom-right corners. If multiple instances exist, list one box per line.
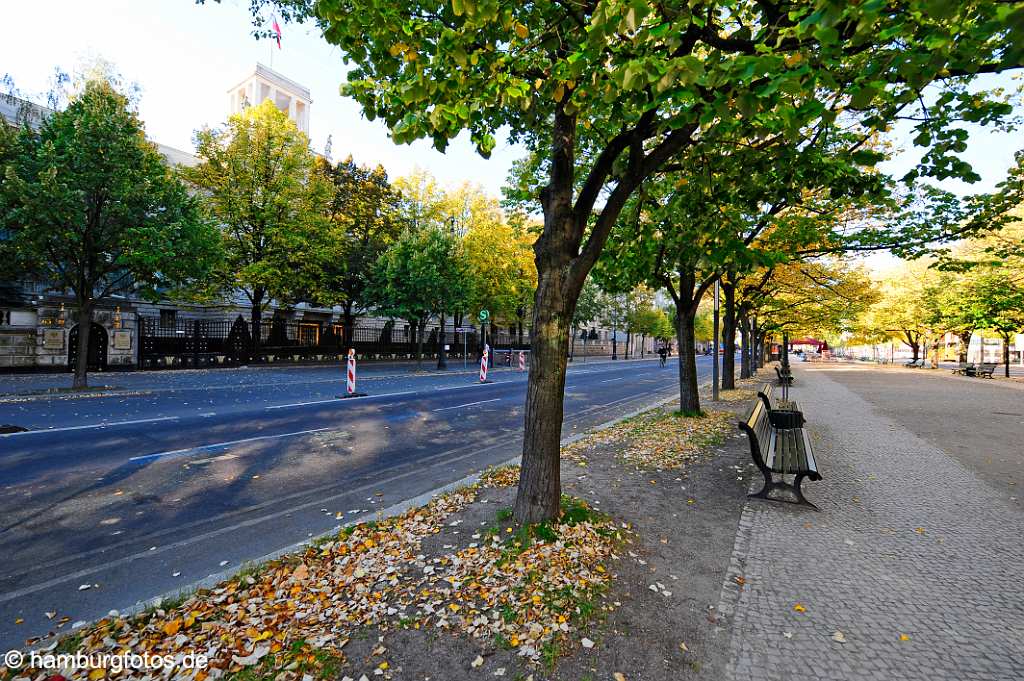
left=600, top=377, right=624, bottom=383
left=433, top=382, right=493, bottom=392
left=432, top=398, right=502, bottom=412
left=265, top=390, right=415, bottom=410
left=129, top=428, right=331, bottom=463
left=0, top=387, right=684, bottom=602
left=0, top=416, right=179, bottom=437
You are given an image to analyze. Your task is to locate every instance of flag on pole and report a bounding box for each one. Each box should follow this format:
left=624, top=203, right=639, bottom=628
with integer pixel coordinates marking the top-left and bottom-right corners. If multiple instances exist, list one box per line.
left=272, top=15, right=282, bottom=49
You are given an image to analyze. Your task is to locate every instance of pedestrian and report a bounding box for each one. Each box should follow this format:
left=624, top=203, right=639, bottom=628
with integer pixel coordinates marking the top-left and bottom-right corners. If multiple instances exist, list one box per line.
left=658, top=345, right=667, bottom=367
left=505, top=350, right=512, bottom=367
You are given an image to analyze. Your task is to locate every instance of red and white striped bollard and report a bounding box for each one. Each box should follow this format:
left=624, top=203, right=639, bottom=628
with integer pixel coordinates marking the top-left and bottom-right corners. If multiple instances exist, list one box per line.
left=338, top=348, right=367, bottom=398
left=479, top=344, right=490, bottom=382
left=346, top=348, right=357, bottom=395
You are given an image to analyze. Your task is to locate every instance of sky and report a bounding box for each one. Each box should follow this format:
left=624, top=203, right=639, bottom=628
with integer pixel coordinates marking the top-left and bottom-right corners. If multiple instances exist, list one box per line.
left=2, top=0, right=1021, bottom=206
left=1, top=0, right=522, bottom=197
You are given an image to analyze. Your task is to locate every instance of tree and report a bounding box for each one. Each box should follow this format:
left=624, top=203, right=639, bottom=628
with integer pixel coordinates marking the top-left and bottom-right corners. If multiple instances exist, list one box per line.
left=627, top=298, right=664, bottom=358
left=184, top=99, right=332, bottom=354
left=366, top=226, right=472, bottom=367
left=0, top=78, right=217, bottom=388
left=214, top=0, right=1022, bottom=523
left=570, top=277, right=602, bottom=360
left=968, top=271, right=1024, bottom=376
left=755, top=260, right=878, bottom=344
left=857, top=261, right=939, bottom=362
left=309, top=156, right=406, bottom=344
left=458, top=184, right=537, bottom=340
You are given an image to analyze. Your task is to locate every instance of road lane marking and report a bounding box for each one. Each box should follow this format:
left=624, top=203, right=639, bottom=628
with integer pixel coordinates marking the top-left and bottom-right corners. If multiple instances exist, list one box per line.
left=432, top=398, right=502, bottom=412
left=265, top=391, right=416, bottom=410
left=433, top=383, right=494, bottom=392
left=128, top=428, right=331, bottom=463
left=0, top=387, right=686, bottom=596
left=600, top=377, right=624, bottom=383
left=0, top=416, right=179, bottom=437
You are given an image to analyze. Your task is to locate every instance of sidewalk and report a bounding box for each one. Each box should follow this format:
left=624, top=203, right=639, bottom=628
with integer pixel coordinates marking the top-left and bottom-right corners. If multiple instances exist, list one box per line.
left=721, top=364, right=1024, bottom=681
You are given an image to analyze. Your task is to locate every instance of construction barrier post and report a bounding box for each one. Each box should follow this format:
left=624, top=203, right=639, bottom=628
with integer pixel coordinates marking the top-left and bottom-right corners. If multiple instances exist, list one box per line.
left=479, top=344, right=491, bottom=383
left=338, top=348, right=367, bottom=398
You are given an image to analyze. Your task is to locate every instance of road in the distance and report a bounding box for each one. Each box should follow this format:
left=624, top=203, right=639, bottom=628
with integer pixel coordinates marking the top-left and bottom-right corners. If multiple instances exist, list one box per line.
left=0, top=357, right=710, bottom=649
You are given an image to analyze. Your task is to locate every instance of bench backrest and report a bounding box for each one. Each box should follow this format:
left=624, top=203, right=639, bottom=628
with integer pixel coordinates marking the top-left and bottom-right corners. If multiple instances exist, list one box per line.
left=739, top=399, right=772, bottom=469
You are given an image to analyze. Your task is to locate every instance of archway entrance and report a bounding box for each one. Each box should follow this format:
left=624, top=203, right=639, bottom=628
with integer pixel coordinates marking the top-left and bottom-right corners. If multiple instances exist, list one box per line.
left=68, top=323, right=108, bottom=371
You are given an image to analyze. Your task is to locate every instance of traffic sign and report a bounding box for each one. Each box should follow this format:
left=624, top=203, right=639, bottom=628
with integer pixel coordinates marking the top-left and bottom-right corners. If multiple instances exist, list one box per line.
left=478, top=309, right=489, bottom=321
left=455, top=325, right=476, bottom=332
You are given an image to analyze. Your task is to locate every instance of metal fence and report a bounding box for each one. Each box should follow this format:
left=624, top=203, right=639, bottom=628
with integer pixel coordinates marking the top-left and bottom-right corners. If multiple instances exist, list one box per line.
left=138, top=315, right=535, bottom=369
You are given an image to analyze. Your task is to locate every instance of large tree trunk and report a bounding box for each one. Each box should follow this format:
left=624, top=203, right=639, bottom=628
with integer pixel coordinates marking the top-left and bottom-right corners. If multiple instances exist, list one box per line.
left=1004, top=333, right=1011, bottom=377
left=957, top=331, right=972, bottom=364
left=514, top=268, right=575, bottom=525
left=739, top=312, right=750, bottom=379
left=437, top=312, right=447, bottom=370
left=672, top=268, right=701, bottom=415
left=249, top=289, right=265, bottom=358
left=72, top=302, right=93, bottom=389
left=675, top=303, right=700, bottom=415
left=342, top=301, right=355, bottom=348
left=910, top=342, right=920, bottom=362
left=721, top=281, right=736, bottom=390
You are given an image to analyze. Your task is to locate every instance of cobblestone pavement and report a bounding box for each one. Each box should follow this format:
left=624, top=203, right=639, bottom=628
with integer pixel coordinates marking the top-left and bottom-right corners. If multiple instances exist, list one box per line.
left=719, top=365, right=1024, bottom=681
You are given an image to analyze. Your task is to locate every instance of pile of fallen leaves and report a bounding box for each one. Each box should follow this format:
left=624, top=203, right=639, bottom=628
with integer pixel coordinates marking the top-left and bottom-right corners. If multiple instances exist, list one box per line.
left=6, top=468, right=622, bottom=681
left=563, top=407, right=733, bottom=471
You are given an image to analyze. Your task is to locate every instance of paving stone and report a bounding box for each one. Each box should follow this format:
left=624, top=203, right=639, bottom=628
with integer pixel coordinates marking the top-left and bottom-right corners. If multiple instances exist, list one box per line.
left=718, top=367, right=1024, bottom=681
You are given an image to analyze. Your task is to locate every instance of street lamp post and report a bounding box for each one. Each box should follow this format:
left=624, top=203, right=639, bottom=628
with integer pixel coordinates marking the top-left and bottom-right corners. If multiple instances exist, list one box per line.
left=713, top=280, right=720, bottom=402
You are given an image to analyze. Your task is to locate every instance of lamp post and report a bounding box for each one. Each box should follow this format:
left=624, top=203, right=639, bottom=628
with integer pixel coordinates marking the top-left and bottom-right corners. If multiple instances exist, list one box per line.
left=437, top=217, right=460, bottom=371
left=713, top=280, right=720, bottom=402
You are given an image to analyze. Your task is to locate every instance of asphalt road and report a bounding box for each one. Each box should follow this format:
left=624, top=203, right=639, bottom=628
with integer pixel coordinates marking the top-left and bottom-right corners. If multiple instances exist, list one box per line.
left=0, top=357, right=710, bottom=649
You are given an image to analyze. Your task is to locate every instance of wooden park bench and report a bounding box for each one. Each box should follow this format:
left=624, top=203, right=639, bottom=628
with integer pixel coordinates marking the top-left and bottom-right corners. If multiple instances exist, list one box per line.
left=774, top=365, right=794, bottom=387
left=974, top=362, right=997, bottom=378
left=952, top=362, right=974, bottom=375
left=757, top=383, right=804, bottom=427
left=739, top=396, right=821, bottom=509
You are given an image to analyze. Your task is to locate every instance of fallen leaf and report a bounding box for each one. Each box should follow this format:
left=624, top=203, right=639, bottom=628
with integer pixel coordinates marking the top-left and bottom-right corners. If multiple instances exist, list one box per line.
left=232, top=646, right=270, bottom=666
left=679, top=641, right=688, bottom=652
left=783, top=632, right=793, bottom=639
left=581, top=637, right=594, bottom=649
left=831, top=631, right=847, bottom=644
left=471, top=655, right=484, bottom=668
left=793, top=603, right=806, bottom=613
left=614, top=673, right=627, bottom=681
left=899, top=634, right=910, bottom=641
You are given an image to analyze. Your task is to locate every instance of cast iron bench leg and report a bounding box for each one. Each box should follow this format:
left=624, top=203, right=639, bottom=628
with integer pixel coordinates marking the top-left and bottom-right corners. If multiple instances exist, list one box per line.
left=792, top=473, right=820, bottom=511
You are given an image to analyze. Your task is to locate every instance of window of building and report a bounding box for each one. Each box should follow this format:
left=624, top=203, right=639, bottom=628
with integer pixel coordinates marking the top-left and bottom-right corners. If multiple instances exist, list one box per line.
left=159, top=309, right=177, bottom=329
left=298, top=323, right=320, bottom=346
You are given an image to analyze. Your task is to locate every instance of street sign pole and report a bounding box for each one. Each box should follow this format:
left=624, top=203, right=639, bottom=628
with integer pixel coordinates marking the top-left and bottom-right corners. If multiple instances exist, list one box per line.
left=713, top=279, right=720, bottom=402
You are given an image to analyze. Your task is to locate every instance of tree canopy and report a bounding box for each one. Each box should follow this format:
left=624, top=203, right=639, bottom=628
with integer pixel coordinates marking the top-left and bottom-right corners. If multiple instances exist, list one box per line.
left=0, top=78, right=217, bottom=387
left=184, top=99, right=333, bottom=348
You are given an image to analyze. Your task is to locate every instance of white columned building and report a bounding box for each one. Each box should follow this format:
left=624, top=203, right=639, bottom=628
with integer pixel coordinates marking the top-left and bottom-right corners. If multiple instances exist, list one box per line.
left=227, top=63, right=311, bottom=134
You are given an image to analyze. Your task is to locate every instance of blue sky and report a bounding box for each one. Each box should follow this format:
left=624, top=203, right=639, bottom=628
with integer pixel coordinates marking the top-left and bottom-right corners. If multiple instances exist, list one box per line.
left=2, top=0, right=1021, bottom=202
